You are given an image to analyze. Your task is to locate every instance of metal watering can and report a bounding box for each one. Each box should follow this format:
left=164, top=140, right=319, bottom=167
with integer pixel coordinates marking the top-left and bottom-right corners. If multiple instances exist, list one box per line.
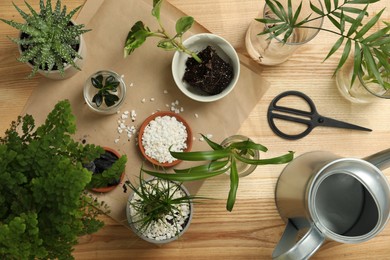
left=273, top=149, right=390, bottom=259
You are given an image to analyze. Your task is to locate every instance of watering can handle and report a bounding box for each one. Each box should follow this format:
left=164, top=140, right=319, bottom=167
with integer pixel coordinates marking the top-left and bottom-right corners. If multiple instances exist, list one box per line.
left=272, top=219, right=325, bottom=260
left=364, top=148, right=390, bottom=171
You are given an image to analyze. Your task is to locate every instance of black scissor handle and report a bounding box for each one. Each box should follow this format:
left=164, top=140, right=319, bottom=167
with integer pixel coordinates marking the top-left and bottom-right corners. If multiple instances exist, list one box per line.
left=267, top=91, right=317, bottom=140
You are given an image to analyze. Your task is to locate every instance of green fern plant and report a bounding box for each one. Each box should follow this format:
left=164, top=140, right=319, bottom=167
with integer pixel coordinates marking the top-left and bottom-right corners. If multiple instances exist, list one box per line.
left=0, top=0, right=91, bottom=78
left=257, top=0, right=390, bottom=89
left=0, top=100, right=110, bottom=259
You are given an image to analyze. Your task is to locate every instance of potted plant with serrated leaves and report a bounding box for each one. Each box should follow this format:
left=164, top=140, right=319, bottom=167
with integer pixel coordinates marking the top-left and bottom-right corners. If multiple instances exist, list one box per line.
left=123, top=0, right=240, bottom=102
left=0, top=100, right=116, bottom=259
left=83, top=70, right=127, bottom=114
left=142, top=134, right=294, bottom=211
left=254, top=0, right=390, bottom=103
left=124, top=172, right=203, bottom=244
left=85, top=146, right=127, bottom=193
left=0, top=0, right=90, bottom=79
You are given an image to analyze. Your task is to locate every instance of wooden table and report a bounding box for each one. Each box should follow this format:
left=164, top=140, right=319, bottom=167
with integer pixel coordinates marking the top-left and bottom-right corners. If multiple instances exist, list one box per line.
left=1, top=1, right=389, bottom=259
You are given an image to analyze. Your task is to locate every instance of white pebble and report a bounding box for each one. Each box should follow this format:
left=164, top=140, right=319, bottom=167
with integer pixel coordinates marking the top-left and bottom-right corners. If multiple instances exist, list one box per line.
left=194, top=113, right=199, bottom=118
left=142, top=116, right=188, bottom=163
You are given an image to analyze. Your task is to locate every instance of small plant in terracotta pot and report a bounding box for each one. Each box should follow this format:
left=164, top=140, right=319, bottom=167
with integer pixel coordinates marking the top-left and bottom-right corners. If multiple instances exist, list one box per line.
left=85, top=147, right=127, bottom=193
left=123, top=0, right=239, bottom=102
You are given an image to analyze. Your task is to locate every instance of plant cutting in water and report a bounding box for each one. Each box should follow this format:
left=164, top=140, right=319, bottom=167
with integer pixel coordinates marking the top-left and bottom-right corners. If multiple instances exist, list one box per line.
left=91, top=73, right=121, bottom=107
left=142, top=134, right=294, bottom=211
left=257, top=0, right=390, bottom=89
left=123, top=0, right=201, bottom=63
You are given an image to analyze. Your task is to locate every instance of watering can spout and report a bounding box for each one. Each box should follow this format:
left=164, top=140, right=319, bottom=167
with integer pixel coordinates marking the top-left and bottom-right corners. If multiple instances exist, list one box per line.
left=364, top=148, right=390, bottom=171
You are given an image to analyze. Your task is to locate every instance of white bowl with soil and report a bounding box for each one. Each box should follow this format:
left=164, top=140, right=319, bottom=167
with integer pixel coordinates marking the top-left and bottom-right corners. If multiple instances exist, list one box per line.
left=172, top=33, right=240, bottom=102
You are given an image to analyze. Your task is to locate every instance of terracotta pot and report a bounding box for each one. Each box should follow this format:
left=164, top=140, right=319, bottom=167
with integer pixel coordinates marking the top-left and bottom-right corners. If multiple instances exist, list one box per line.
left=91, top=147, right=125, bottom=193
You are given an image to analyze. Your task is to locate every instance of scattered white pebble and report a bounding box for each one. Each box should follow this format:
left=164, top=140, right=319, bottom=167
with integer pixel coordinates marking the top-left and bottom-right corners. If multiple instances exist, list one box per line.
left=194, top=113, right=199, bottom=118
left=163, top=90, right=168, bottom=94
left=141, top=98, right=146, bottom=103
left=114, top=138, right=120, bottom=144
left=121, top=74, right=124, bottom=78
left=150, top=97, right=155, bottom=102
left=130, top=83, right=134, bottom=87
left=199, top=137, right=205, bottom=142
left=206, top=134, right=213, bottom=139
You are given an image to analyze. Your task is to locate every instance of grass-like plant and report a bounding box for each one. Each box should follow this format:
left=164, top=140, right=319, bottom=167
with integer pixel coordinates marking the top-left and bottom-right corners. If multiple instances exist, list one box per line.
left=257, top=0, right=390, bottom=89
left=142, top=134, right=294, bottom=211
left=0, top=0, right=90, bottom=77
left=125, top=173, right=198, bottom=239
left=91, top=73, right=121, bottom=108
left=123, top=0, right=202, bottom=63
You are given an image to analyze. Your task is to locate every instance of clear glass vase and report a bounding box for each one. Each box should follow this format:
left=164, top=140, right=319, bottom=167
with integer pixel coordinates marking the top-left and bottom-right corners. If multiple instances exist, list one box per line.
left=336, top=56, right=390, bottom=104
left=220, top=135, right=260, bottom=178
left=83, top=70, right=126, bottom=114
left=245, top=0, right=324, bottom=65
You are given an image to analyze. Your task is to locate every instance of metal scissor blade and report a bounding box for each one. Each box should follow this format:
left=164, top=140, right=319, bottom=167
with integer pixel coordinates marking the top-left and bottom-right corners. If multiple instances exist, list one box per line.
left=318, top=116, right=372, bottom=132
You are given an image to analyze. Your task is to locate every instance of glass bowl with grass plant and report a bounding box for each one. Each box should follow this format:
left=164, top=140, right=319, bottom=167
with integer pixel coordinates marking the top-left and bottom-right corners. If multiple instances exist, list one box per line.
left=83, top=70, right=127, bottom=114
left=252, top=0, right=390, bottom=102
left=0, top=0, right=90, bottom=79
left=124, top=173, right=200, bottom=244
left=142, top=134, right=294, bottom=212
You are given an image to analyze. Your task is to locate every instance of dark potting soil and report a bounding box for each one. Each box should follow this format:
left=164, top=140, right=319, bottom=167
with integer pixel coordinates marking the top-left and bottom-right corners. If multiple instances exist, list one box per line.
left=183, top=46, right=234, bottom=95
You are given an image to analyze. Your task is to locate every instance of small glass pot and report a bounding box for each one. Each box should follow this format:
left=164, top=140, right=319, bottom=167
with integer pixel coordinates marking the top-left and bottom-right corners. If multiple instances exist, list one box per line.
left=336, top=55, right=390, bottom=104
left=245, top=0, right=323, bottom=65
left=220, top=135, right=260, bottom=178
left=83, top=70, right=126, bottom=114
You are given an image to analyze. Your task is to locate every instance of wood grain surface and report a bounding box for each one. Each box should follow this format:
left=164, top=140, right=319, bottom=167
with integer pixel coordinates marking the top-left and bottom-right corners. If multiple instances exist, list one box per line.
left=1, top=0, right=389, bottom=259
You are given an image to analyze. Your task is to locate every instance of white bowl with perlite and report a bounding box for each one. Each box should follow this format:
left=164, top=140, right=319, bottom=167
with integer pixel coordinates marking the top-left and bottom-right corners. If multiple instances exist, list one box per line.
left=138, top=111, right=193, bottom=167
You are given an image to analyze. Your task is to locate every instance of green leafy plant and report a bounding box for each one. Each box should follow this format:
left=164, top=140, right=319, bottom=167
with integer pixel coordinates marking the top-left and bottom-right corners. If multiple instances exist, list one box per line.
left=143, top=134, right=294, bottom=211
left=0, top=0, right=90, bottom=77
left=124, top=0, right=202, bottom=63
left=86, top=150, right=127, bottom=189
left=0, top=100, right=110, bottom=259
left=257, top=0, right=390, bottom=89
left=125, top=173, right=200, bottom=238
left=91, top=73, right=121, bottom=107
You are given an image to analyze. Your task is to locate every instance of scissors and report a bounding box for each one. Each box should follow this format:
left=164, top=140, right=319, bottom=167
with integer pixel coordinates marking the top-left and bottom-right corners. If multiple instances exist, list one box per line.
left=267, top=91, right=372, bottom=140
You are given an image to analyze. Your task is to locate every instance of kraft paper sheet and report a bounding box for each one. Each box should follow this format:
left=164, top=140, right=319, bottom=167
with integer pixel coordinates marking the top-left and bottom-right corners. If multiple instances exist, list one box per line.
left=22, top=0, right=269, bottom=225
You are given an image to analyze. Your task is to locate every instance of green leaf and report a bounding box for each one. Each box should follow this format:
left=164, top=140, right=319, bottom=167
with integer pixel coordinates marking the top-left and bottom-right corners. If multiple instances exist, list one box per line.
left=234, top=151, right=294, bottom=165
left=310, top=1, right=324, bottom=16
left=229, top=140, right=268, bottom=152
left=324, top=0, right=331, bottom=13
left=354, top=9, right=384, bottom=39
left=91, top=76, right=103, bottom=89
left=201, top=134, right=223, bottom=150
left=373, top=48, right=390, bottom=74
left=291, top=2, right=303, bottom=25
left=152, top=0, right=162, bottom=20
left=92, top=94, right=103, bottom=107
left=175, top=16, right=194, bottom=35
left=226, top=160, right=238, bottom=212
left=347, top=6, right=368, bottom=37
left=170, top=150, right=230, bottom=161
left=143, top=168, right=226, bottom=182
left=347, top=0, right=380, bottom=3
left=287, top=0, right=293, bottom=23
left=174, top=160, right=229, bottom=174
left=104, top=94, right=119, bottom=107
left=265, top=0, right=285, bottom=20
left=362, top=46, right=384, bottom=86
left=324, top=36, right=344, bottom=61
left=351, top=42, right=362, bottom=86
left=124, top=21, right=153, bottom=57
left=361, top=26, right=390, bottom=44
left=334, top=39, right=352, bottom=76
left=340, top=7, right=367, bottom=15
